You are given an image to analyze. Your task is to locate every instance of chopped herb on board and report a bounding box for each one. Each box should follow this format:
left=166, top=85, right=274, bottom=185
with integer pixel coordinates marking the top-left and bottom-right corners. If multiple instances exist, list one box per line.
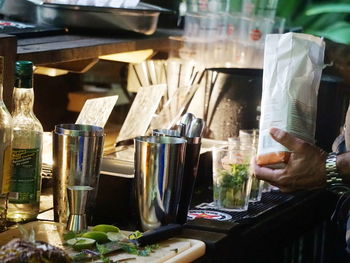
left=119, top=242, right=160, bottom=256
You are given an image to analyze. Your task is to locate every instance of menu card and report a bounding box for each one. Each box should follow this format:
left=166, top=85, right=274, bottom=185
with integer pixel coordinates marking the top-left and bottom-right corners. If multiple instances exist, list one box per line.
left=117, top=84, right=166, bottom=143
left=76, top=95, right=119, bottom=128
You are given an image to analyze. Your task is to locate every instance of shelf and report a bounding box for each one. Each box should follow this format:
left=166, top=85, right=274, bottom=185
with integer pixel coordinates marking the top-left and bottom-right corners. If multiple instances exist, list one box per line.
left=16, top=29, right=181, bottom=65
left=0, top=28, right=181, bottom=104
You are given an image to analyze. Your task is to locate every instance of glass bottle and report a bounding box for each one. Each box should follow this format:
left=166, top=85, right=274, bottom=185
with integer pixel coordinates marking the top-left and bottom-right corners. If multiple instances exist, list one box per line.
left=0, top=56, right=13, bottom=230
left=7, top=61, right=43, bottom=222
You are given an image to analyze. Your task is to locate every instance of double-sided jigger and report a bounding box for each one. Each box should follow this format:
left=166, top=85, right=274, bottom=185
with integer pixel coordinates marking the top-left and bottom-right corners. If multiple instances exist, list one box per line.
left=66, top=186, right=93, bottom=232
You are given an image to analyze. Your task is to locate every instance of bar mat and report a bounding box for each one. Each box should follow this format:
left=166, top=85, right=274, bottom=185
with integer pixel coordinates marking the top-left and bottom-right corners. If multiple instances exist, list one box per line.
left=187, top=191, right=295, bottom=224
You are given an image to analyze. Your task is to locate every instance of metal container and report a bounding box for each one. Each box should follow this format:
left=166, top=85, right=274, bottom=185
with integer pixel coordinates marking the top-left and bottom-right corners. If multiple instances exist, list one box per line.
left=205, top=68, right=263, bottom=140
left=37, top=1, right=169, bottom=35
left=52, top=124, right=104, bottom=225
left=152, top=130, right=202, bottom=225
left=176, top=137, right=201, bottom=224
left=152, top=129, right=181, bottom=137
left=134, top=136, right=187, bottom=231
left=66, top=185, right=92, bottom=232
left=0, top=0, right=170, bottom=35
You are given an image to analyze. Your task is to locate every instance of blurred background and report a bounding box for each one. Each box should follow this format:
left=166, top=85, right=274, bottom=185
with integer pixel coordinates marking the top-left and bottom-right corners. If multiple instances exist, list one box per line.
left=276, top=0, right=350, bottom=45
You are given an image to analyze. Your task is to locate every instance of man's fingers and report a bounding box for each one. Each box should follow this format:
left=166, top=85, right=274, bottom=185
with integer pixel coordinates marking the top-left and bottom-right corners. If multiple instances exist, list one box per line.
left=255, top=164, right=296, bottom=192
left=254, top=162, right=283, bottom=183
left=269, top=128, right=305, bottom=152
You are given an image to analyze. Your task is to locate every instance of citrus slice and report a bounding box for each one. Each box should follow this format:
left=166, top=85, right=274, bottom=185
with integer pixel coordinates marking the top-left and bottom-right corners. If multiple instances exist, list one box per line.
left=92, top=224, right=120, bottom=233
left=82, top=231, right=109, bottom=244
left=66, top=237, right=96, bottom=251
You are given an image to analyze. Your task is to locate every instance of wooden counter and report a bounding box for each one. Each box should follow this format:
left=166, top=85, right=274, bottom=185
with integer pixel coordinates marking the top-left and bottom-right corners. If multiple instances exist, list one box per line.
left=16, top=29, right=181, bottom=65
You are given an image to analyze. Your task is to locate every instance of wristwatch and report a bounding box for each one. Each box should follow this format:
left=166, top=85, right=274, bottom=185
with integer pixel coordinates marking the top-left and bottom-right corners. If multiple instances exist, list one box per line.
left=325, top=152, right=342, bottom=184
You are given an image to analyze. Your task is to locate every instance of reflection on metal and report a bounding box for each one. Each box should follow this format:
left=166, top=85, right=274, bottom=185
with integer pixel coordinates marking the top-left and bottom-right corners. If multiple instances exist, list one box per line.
left=0, top=0, right=170, bottom=35
left=34, top=66, right=69, bottom=77
left=66, top=185, right=92, bottom=232
left=52, top=124, right=104, bottom=225
left=99, top=49, right=154, bottom=63
left=134, top=136, right=186, bottom=231
left=204, top=68, right=263, bottom=140
left=37, top=2, right=168, bottom=35
left=35, top=58, right=99, bottom=76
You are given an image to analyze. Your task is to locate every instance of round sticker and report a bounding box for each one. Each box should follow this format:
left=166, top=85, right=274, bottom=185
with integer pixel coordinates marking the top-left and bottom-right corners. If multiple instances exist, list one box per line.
left=188, top=210, right=232, bottom=221
left=250, top=29, right=262, bottom=41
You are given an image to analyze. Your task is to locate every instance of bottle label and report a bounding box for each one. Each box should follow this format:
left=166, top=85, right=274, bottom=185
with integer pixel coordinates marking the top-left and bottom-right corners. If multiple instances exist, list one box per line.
left=0, top=127, right=12, bottom=195
left=9, top=148, right=40, bottom=204
left=0, top=143, right=11, bottom=195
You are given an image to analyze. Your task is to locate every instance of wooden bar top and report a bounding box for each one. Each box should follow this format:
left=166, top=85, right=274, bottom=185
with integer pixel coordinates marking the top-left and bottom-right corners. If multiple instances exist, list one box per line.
left=16, top=29, right=182, bottom=65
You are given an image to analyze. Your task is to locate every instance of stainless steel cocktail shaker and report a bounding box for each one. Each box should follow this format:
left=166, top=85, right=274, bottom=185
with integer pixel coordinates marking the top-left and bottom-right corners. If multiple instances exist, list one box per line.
left=134, top=136, right=187, bottom=231
left=52, top=124, right=104, bottom=226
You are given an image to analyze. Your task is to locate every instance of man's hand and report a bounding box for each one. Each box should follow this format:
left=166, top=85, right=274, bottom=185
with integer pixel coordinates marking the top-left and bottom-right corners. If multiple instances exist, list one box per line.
left=255, top=128, right=328, bottom=192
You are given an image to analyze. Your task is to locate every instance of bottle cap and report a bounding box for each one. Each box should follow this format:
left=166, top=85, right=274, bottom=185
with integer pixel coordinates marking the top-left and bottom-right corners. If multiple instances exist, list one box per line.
left=16, top=61, right=33, bottom=77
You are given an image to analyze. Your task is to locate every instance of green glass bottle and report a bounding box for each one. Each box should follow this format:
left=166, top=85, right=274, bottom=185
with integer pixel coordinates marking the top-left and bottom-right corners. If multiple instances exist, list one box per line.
left=7, top=61, right=43, bottom=222
left=0, top=56, right=13, bottom=230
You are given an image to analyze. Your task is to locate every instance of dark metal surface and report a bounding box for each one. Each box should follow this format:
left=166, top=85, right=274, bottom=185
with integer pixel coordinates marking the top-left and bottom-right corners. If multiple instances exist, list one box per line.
left=176, top=139, right=202, bottom=224
left=204, top=68, right=263, bottom=140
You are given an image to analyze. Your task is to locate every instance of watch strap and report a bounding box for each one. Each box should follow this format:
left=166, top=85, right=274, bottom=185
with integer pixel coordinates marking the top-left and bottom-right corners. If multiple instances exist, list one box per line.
left=326, top=152, right=342, bottom=184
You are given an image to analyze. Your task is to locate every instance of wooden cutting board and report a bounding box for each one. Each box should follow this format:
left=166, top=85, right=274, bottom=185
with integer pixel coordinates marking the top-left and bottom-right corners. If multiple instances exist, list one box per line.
left=0, top=221, right=205, bottom=263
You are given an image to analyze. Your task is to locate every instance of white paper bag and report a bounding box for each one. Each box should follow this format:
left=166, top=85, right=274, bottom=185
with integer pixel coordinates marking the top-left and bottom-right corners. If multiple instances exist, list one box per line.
left=257, top=32, right=325, bottom=167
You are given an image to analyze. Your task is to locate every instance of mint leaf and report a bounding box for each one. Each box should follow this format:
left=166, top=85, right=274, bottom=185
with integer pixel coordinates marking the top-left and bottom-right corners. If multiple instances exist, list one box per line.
left=96, top=243, right=114, bottom=263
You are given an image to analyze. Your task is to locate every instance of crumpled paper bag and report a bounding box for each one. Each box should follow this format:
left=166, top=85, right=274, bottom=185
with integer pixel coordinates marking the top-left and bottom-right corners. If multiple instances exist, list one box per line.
left=257, top=32, right=325, bottom=168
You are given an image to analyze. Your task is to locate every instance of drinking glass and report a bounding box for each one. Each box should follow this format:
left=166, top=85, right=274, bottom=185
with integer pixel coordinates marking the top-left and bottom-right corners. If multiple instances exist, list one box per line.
left=239, top=129, right=263, bottom=202
left=272, top=16, right=286, bottom=34
left=212, top=145, right=254, bottom=211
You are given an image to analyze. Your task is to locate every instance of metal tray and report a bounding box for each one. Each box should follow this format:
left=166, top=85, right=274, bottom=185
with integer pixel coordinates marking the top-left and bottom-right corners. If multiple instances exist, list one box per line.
left=36, top=2, right=171, bottom=35
left=0, top=0, right=172, bottom=35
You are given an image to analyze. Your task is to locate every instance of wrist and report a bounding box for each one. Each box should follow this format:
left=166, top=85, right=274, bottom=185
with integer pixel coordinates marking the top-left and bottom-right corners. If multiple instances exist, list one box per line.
left=336, top=152, right=350, bottom=185
left=325, top=152, right=350, bottom=194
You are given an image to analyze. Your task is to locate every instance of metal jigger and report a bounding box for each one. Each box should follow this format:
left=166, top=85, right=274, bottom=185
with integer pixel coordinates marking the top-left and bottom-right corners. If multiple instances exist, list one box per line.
left=66, top=186, right=93, bottom=232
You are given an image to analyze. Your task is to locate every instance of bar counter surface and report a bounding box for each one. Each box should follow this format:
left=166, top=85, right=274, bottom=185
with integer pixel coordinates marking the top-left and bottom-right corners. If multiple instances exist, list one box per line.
left=2, top=181, right=341, bottom=263
left=94, top=171, right=346, bottom=263
left=182, top=189, right=340, bottom=263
